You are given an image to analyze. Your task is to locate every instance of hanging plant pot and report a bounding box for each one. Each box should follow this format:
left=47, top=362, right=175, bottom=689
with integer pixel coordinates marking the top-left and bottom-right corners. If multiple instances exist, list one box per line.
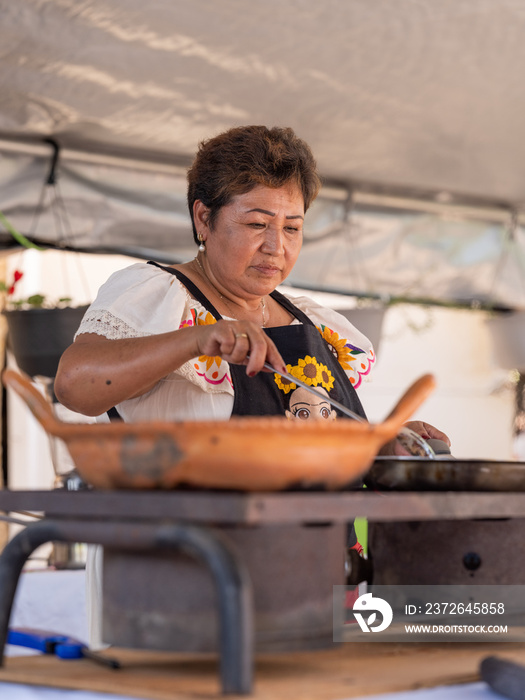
left=485, top=311, right=525, bottom=372
left=337, top=305, right=387, bottom=355
left=4, top=305, right=89, bottom=378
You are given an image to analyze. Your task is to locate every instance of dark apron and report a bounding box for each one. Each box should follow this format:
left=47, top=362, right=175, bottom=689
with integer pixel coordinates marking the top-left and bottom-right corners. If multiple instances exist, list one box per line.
left=149, top=262, right=367, bottom=420
left=149, top=262, right=366, bottom=544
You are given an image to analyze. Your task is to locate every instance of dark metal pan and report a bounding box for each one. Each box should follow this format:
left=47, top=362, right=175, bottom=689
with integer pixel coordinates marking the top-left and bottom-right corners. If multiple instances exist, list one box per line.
left=365, top=456, right=525, bottom=491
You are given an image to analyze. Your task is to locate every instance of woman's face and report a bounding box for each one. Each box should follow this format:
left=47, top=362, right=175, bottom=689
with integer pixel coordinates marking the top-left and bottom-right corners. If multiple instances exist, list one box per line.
left=196, top=182, right=305, bottom=299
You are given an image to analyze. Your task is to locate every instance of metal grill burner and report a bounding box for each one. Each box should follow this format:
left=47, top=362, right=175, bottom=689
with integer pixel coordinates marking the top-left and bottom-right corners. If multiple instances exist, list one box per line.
left=369, top=519, right=525, bottom=585
left=103, top=522, right=345, bottom=653
left=365, top=457, right=525, bottom=586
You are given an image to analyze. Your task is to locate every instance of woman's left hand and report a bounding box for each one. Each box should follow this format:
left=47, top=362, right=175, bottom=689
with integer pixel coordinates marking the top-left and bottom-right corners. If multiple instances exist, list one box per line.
left=379, top=421, right=451, bottom=457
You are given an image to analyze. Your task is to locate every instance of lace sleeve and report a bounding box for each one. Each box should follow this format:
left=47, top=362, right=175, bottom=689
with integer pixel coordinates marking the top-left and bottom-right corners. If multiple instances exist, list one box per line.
left=75, top=309, right=150, bottom=340
left=73, top=262, right=189, bottom=340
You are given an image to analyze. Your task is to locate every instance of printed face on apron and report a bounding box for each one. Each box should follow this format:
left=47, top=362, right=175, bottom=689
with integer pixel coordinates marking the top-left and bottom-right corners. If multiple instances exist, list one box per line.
left=285, top=385, right=337, bottom=421
left=274, top=355, right=338, bottom=421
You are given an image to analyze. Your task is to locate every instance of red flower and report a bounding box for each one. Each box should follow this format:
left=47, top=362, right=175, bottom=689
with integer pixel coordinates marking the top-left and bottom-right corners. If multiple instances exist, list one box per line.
left=13, top=270, right=23, bottom=283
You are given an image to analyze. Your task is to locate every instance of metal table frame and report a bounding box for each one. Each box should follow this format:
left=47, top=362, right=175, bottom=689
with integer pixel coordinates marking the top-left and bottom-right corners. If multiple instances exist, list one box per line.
left=1, top=489, right=525, bottom=695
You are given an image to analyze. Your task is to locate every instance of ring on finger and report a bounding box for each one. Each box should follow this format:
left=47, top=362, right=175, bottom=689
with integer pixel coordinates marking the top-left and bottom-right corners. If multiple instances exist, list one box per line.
left=235, top=332, right=249, bottom=340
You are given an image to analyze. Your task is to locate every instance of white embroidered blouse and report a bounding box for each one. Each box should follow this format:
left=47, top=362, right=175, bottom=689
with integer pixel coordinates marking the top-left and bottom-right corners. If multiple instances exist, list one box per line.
left=76, top=263, right=375, bottom=422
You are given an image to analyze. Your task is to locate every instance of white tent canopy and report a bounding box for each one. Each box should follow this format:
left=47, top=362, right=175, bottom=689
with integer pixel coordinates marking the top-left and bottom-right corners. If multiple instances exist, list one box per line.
left=1, top=0, right=525, bottom=308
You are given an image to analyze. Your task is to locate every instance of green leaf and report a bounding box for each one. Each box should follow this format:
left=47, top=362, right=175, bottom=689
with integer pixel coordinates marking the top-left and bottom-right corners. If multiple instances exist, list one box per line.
left=0, top=211, right=44, bottom=250
left=26, top=294, right=46, bottom=307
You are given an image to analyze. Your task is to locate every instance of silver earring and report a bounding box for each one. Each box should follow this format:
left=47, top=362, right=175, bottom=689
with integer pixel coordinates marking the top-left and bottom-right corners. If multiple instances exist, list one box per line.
left=198, top=235, right=205, bottom=252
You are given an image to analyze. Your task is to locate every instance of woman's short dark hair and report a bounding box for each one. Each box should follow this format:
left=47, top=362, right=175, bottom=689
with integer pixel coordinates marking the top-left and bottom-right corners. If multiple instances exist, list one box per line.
left=187, top=125, right=321, bottom=243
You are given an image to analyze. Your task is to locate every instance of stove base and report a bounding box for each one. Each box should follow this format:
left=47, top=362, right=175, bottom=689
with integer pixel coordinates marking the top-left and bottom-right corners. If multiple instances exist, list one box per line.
left=103, top=522, right=345, bottom=652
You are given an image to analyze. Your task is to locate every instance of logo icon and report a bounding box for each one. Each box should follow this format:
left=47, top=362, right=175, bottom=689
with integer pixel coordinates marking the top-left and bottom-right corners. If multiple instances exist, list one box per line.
left=352, top=593, right=393, bottom=632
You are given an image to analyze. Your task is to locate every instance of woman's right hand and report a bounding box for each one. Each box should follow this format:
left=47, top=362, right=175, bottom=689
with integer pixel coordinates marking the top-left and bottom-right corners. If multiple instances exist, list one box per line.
left=196, top=320, right=287, bottom=377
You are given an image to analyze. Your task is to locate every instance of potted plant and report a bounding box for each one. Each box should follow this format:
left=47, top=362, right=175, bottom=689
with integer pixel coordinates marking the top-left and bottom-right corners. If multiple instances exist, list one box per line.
left=0, top=212, right=88, bottom=379
left=1, top=273, right=88, bottom=378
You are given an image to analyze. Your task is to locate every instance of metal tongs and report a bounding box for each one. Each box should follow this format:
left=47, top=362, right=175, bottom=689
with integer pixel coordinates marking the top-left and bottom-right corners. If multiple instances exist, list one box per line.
left=264, top=362, right=436, bottom=459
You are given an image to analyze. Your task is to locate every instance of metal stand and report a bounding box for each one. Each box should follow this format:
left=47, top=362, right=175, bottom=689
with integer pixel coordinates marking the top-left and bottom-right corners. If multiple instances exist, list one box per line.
left=3, top=488, right=525, bottom=693
left=0, top=519, right=254, bottom=695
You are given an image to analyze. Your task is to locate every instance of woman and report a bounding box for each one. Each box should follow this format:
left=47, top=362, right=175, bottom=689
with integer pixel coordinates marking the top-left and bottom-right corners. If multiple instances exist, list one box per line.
left=55, top=125, right=449, bottom=649
left=55, top=124, right=448, bottom=454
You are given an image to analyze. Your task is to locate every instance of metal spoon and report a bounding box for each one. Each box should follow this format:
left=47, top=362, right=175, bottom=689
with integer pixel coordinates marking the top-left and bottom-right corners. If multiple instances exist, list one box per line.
left=263, top=362, right=435, bottom=459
